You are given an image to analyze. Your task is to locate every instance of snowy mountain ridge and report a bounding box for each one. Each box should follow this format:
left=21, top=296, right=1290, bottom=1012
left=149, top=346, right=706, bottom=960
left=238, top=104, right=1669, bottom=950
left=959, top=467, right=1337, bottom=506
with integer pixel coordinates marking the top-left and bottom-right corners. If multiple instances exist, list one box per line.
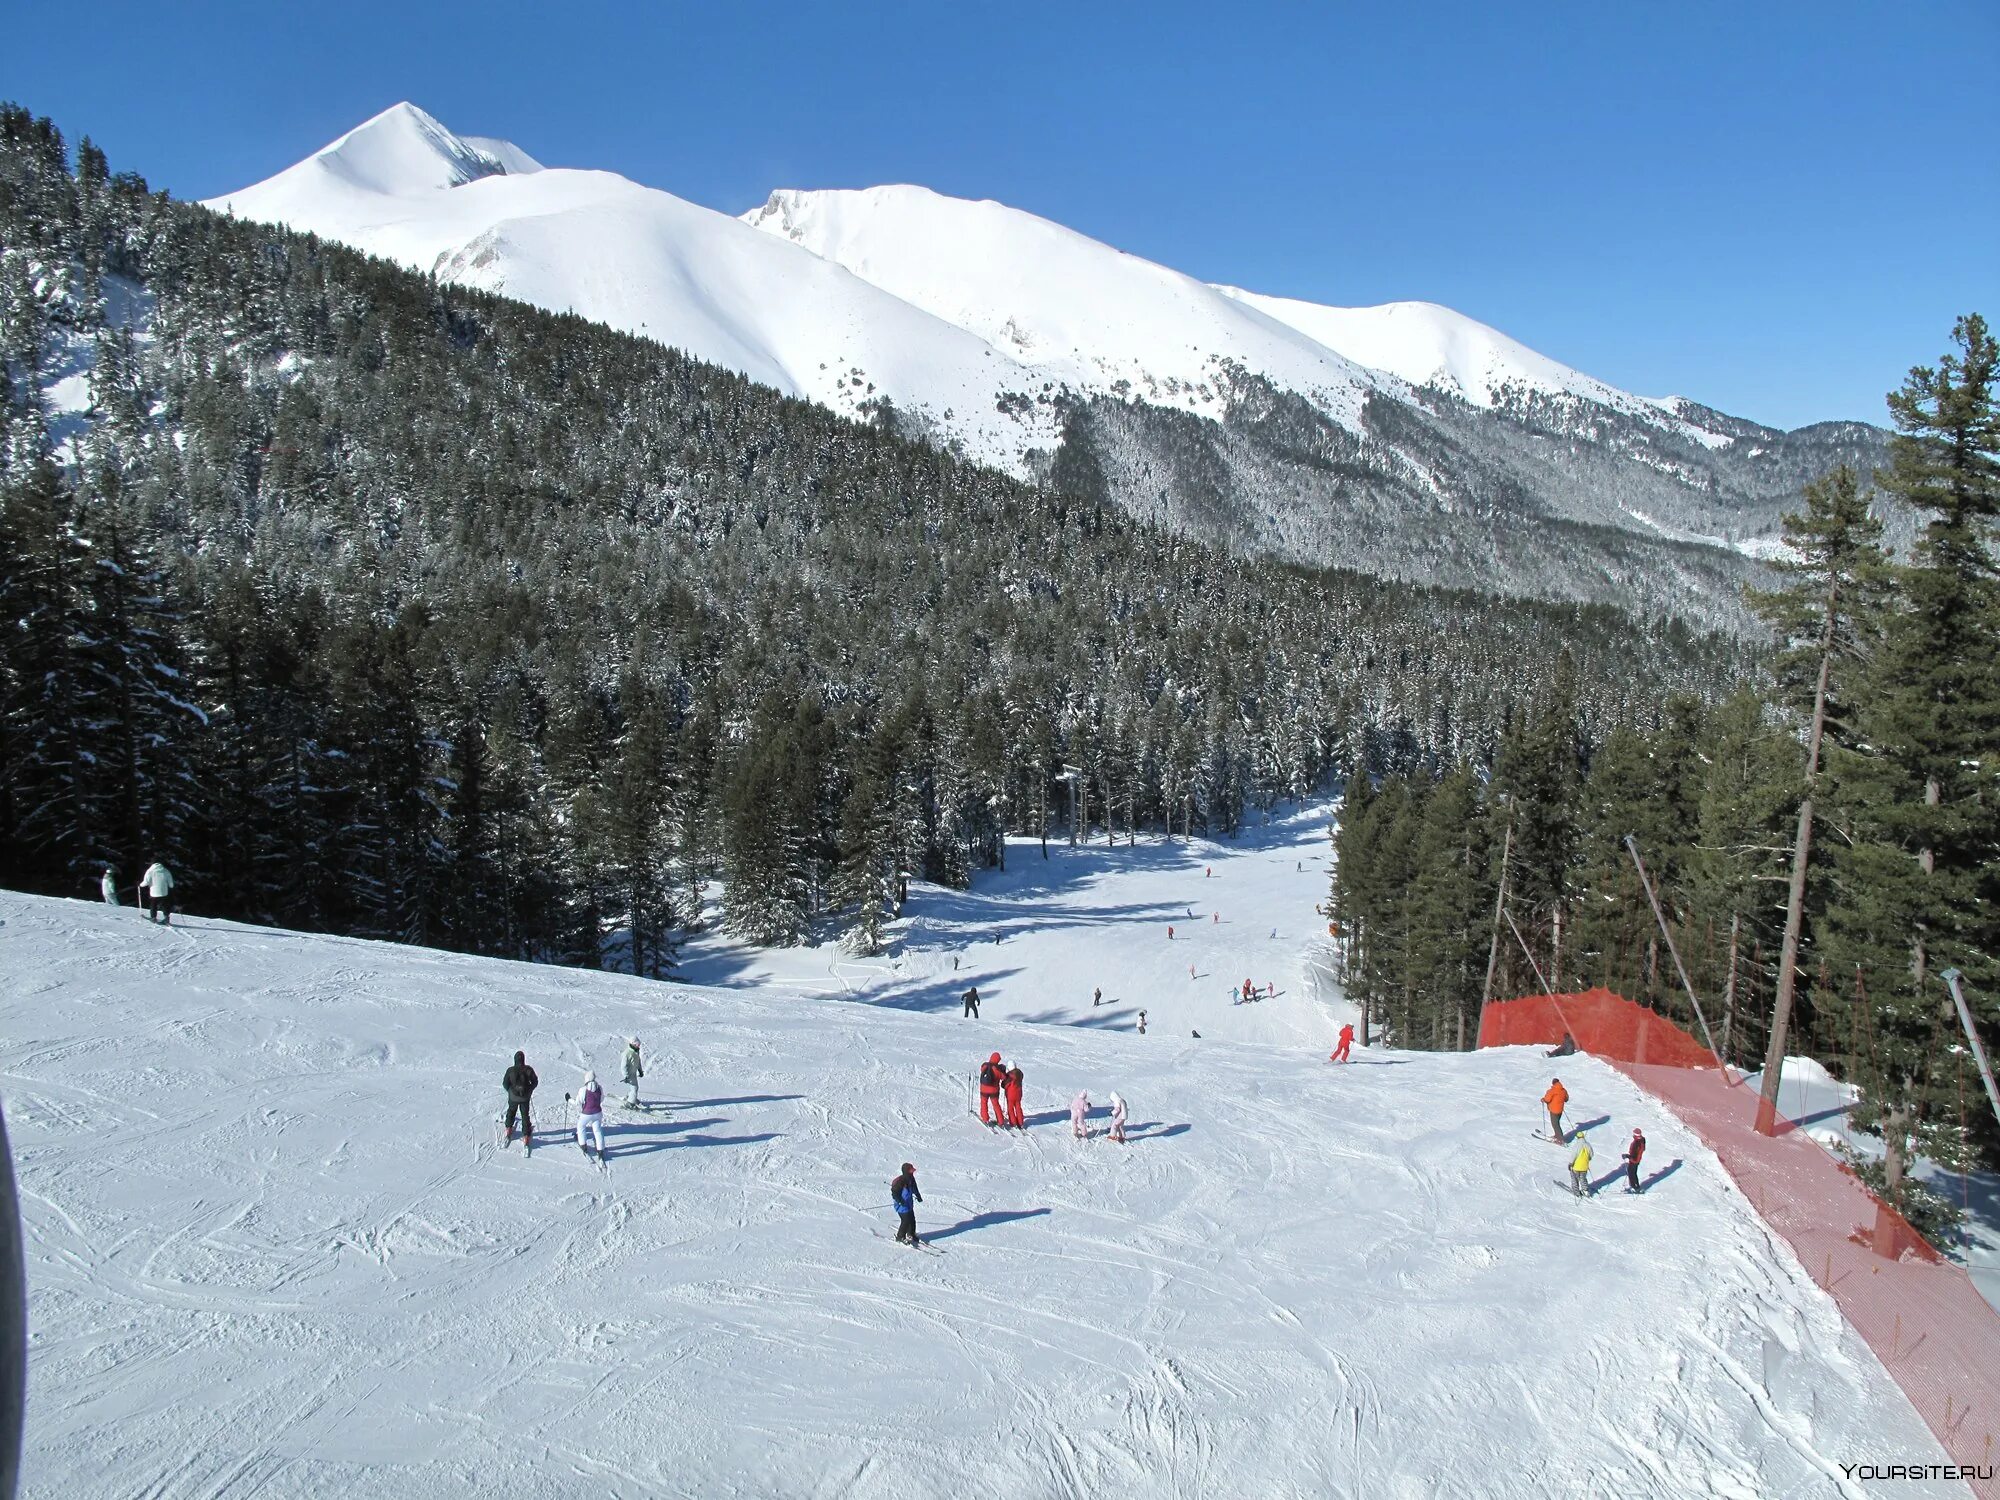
left=206, top=104, right=1893, bottom=620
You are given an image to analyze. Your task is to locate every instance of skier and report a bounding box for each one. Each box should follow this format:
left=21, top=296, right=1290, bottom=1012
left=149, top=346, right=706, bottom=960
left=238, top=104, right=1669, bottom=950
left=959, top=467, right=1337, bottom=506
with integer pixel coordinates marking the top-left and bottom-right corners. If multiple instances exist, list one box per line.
left=978, top=1051, right=1006, bottom=1125
left=622, top=1037, right=644, bottom=1106
left=953, top=955, right=960, bottom=972
left=1212, top=912, right=1218, bottom=924
left=1568, top=1132, right=1594, bottom=1196
left=1241, top=978, right=1254, bottom=1004
left=502, top=1050, right=539, bottom=1146
left=1002, top=1065, right=1025, bottom=1128
left=1542, top=1078, right=1570, bottom=1142
left=138, top=861, right=175, bottom=925
left=1137, top=1010, right=1147, bottom=1035
left=1330, top=1022, right=1354, bottom=1063
left=891, top=1162, right=923, bottom=1246
left=1071, top=1090, right=1091, bottom=1140
left=1092, top=986, right=1102, bottom=1008
left=1167, top=925, right=1174, bottom=941
left=576, top=1070, right=605, bottom=1156
left=1109, top=1090, right=1128, bottom=1144
left=963, top=987, right=981, bottom=1019
left=1622, top=1128, right=1646, bottom=1193
left=99, top=867, right=118, bottom=906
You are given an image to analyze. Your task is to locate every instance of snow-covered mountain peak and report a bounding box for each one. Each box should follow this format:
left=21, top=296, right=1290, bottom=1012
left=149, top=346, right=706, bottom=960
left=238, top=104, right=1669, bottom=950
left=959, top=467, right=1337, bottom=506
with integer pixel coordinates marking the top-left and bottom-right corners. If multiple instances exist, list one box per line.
left=289, top=102, right=540, bottom=200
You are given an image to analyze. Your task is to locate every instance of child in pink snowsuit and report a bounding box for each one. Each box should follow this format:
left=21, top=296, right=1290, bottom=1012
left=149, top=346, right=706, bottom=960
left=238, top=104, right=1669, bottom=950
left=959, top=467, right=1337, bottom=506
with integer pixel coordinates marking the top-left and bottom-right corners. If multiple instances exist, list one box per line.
left=1071, top=1090, right=1091, bottom=1139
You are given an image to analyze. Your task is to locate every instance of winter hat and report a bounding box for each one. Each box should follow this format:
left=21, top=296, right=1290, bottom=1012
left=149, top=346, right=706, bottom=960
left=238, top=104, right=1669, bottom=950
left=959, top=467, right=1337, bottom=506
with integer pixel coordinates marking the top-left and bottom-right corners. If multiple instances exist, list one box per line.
left=990, top=1051, right=1001, bottom=1063
left=514, top=1050, right=525, bottom=1065
left=628, top=1037, right=640, bottom=1047
left=901, top=1162, right=915, bottom=1174
left=583, top=1071, right=596, bottom=1086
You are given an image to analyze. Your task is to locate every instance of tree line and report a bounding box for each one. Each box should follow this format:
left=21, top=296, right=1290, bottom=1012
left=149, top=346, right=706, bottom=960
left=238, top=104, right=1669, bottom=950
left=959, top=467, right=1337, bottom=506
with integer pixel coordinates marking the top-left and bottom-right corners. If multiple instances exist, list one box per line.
left=1333, top=317, right=1999, bottom=1232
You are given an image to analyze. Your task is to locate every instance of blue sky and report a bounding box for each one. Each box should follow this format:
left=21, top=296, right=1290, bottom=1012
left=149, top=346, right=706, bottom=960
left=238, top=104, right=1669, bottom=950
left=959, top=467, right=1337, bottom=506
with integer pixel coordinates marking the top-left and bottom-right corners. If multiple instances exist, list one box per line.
left=7, top=1, right=1995, bottom=428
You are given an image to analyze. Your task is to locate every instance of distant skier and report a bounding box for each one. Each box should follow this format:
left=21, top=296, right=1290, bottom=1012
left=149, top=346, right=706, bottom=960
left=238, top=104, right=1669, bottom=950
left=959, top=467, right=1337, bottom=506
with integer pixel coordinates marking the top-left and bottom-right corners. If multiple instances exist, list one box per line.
left=891, top=1162, right=923, bottom=1246
left=952, top=955, right=960, bottom=972
left=963, top=987, right=981, bottom=1019
left=1109, top=1091, right=1128, bottom=1144
left=138, top=861, right=174, bottom=925
left=1568, top=1132, right=1593, bottom=1196
left=1546, top=1033, right=1578, bottom=1059
left=1071, top=1090, right=1091, bottom=1140
left=1622, top=1128, right=1646, bottom=1194
left=1167, top=925, right=1174, bottom=941
left=1137, top=1010, right=1147, bottom=1035
left=1191, top=1029, right=1201, bottom=1038
left=576, top=1071, right=605, bottom=1157
left=1092, top=987, right=1102, bottom=1008
left=1241, top=978, right=1254, bottom=1004
left=978, top=1051, right=1006, bottom=1125
left=99, top=867, right=118, bottom=906
left=1004, top=1065, right=1025, bottom=1129
left=1542, top=1079, right=1570, bottom=1142
left=622, top=1037, right=644, bottom=1106
left=502, top=1050, right=539, bottom=1146
left=1330, top=1022, right=1354, bottom=1063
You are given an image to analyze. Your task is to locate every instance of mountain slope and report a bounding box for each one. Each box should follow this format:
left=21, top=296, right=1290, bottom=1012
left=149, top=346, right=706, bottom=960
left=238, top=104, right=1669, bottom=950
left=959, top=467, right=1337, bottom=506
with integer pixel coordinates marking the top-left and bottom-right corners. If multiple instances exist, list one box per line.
left=210, top=106, right=1894, bottom=621
left=0, top=818, right=1946, bottom=1496
left=206, top=104, right=1055, bottom=465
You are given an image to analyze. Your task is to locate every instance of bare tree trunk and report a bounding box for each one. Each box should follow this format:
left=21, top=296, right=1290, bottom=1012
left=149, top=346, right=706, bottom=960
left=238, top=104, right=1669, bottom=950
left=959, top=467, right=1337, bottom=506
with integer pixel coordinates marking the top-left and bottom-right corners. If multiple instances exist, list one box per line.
left=1720, top=910, right=1741, bottom=1065
left=1758, top=575, right=1839, bottom=1134
left=1550, top=903, right=1564, bottom=992
left=1476, top=823, right=1513, bottom=1046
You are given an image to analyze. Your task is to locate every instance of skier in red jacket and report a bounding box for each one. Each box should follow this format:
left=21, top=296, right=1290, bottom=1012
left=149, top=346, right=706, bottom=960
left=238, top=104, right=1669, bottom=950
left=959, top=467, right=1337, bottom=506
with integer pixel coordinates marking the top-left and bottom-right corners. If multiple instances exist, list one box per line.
left=1004, top=1065, right=1025, bottom=1129
left=1329, top=1023, right=1355, bottom=1063
left=1622, top=1128, right=1646, bottom=1193
left=978, top=1051, right=1006, bottom=1125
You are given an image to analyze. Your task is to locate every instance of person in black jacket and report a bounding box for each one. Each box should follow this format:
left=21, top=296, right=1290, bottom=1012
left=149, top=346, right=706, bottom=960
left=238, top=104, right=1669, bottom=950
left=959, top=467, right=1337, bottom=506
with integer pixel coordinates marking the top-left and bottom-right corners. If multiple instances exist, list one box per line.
left=962, top=987, right=980, bottom=1018
left=502, top=1050, right=538, bottom=1144
left=891, top=1163, right=923, bottom=1245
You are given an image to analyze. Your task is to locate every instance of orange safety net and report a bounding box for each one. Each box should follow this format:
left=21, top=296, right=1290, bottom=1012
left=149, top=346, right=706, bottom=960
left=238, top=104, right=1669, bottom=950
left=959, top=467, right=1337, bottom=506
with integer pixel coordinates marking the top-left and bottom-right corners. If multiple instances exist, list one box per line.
left=1485, top=990, right=2000, bottom=1494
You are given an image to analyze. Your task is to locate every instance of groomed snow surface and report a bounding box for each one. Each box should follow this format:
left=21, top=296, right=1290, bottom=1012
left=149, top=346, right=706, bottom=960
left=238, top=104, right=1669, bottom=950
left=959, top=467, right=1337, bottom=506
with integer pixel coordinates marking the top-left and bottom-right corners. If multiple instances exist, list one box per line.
left=0, top=807, right=1954, bottom=1498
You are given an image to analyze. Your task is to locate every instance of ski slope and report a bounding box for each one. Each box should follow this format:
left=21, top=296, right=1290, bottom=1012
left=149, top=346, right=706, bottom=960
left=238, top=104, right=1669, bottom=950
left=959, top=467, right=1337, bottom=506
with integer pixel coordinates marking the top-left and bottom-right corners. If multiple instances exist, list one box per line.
left=0, top=813, right=1953, bottom=1498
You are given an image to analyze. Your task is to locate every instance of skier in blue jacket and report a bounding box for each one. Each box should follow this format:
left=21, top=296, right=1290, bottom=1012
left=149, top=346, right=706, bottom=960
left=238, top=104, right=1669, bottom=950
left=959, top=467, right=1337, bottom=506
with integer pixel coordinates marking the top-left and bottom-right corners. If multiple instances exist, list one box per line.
left=891, top=1163, right=923, bottom=1247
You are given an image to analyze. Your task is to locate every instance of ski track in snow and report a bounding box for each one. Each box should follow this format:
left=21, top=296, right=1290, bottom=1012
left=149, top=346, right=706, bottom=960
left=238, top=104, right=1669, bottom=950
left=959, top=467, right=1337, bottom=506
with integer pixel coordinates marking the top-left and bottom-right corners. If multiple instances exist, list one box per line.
left=0, top=805, right=1957, bottom=1497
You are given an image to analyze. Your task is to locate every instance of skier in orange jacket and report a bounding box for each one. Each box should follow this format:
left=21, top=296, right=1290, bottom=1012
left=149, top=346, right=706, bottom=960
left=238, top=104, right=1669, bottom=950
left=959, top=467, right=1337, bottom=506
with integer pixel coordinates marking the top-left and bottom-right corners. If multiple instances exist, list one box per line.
left=1542, top=1079, right=1570, bottom=1141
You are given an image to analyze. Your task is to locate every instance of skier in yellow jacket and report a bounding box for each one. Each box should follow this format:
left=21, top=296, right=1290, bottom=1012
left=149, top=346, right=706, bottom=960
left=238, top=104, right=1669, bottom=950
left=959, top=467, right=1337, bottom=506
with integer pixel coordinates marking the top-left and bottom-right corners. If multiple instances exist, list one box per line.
left=1568, top=1133, right=1594, bottom=1197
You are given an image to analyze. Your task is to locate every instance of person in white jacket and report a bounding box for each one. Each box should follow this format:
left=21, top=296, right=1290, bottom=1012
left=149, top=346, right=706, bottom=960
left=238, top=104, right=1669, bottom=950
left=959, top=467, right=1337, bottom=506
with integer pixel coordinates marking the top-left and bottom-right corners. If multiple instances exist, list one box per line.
left=576, top=1072, right=605, bottom=1156
left=138, top=862, right=174, bottom=925
left=1070, top=1090, right=1091, bottom=1140
left=621, top=1037, right=644, bottom=1106
left=99, top=867, right=118, bottom=906
left=1109, top=1091, right=1128, bottom=1144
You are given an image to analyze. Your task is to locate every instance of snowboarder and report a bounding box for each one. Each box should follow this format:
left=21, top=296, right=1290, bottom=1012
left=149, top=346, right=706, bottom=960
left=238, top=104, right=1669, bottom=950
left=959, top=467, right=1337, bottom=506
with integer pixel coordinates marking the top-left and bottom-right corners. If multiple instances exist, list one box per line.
left=138, top=861, right=175, bottom=925
left=576, top=1071, right=605, bottom=1156
left=99, top=867, right=118, bottom=906
left=1622, top=1128, right=1646, bottom=1193
left=1568, top=1132, right=1594, bottom=1196
left=1004, top=1065, right=1025, bottom=1128
left=1092, top=987, right=1102, bottom=1008
left=1071, top=1090, right=1091, bottom=1140
left=978, top=1051, right=1006, bottom=1125
left=1330, top=1022, right=1354, bottom=1063
left=1137, top=1010, right=1147, bottom=1035
left=502, top=1050, right=539, bottom=1146
left=1109, top=1091, right=1128, bottom=1144
left=891, top=1163, right=923, bottom=1246
left=963, top=987, right=981, bottom=1019
left=622, top=1037, right=644, bottom=1106
left=1542, top=1079, right=1570, bottom=1142
left=1546, top=1033, right=1578, bottom=1059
